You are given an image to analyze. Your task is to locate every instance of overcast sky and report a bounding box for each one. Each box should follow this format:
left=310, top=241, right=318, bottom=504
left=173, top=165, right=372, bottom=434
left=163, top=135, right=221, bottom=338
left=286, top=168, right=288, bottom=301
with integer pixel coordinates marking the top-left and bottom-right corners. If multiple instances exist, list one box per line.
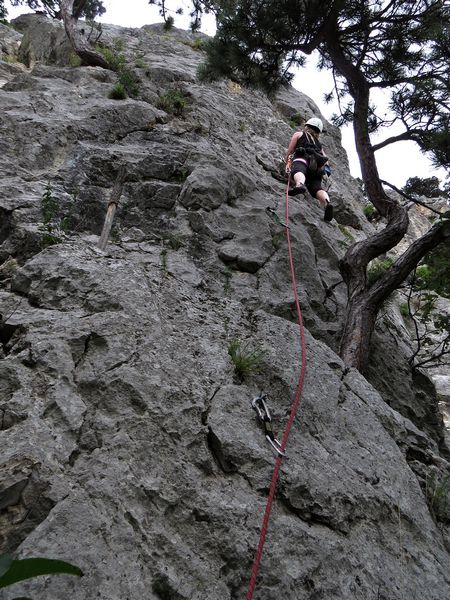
left=5, top=0, right=447, bottom=188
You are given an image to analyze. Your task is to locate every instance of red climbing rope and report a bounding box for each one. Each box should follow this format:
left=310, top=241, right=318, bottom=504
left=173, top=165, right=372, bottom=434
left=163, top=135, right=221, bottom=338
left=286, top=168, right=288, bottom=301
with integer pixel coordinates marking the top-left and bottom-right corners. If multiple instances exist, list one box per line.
left=246, top=178, right=307, bottom=600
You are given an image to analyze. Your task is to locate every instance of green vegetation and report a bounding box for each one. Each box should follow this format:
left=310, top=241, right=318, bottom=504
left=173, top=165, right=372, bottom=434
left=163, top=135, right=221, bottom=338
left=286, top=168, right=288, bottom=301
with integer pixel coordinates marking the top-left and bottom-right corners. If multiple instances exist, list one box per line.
left=367, top=257, right=395, bottom=286
left=414, top=243, right=450, bottom=299
left=183, top=37, right=206, bottom=51
left=288, top=113, right=303, bottom=129
left=427, top=473, right=450, bottom=523
left=338, top=223, right=355, bottom=242
left=403, top=176, right=443, bottom=199
left=163, top=233, right=183, bottom=251
left=40, top=182, right=61, bottom=247
left=40, top=183, right=75, bottom=247
left=196, top=60, right=218, bottom=84
left=271, top=231, right=284, bottom=250
left=0, top=554, right=82, bottom=597
left=163, top=16, right=175, bottom=31
left=363, top=204, right=377, bottom=221
left=68, top=52, right=82, bottom=67
left=228, top=338, right=265, bottom=379
left=223, top=267, right=232, bottom=295
left=160, top=248, right=168, bottom=272
left=109, top=82, right=127, bottom=100
left=157, top=88, right=189, bottom=116
left=0, top=256, right=18, bottom=280
left=172, top=167, right=190, bottom=183
left=98, top=43, right=139, bottom=99
left=399, top=303, right=410, bottom=318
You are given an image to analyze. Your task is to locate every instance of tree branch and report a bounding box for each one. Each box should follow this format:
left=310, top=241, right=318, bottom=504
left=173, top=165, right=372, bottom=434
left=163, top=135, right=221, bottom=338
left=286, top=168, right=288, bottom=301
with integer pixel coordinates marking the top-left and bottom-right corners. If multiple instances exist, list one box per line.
left=372, top=129, right=423, bottom=151
left=380, top=179, right=443, bottom=215
left=60, top=0, right=110, bottom=69
left=368, top=218, right=450, bottom=307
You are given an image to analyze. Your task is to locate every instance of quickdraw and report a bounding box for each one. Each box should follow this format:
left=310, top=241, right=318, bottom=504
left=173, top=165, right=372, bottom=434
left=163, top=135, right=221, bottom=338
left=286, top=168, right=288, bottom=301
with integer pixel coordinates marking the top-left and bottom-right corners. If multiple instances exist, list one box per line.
left=251, top=393, right=285, bottom=458
left=265, top=207, right=290, bottom=229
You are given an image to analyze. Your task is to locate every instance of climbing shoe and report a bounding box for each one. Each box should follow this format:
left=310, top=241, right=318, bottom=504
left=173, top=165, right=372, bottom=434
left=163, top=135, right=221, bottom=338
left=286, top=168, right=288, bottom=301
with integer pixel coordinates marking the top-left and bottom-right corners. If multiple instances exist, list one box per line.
left=324, top=203, right=334, bottom=222
left=288, top=184, right=307, bottom=196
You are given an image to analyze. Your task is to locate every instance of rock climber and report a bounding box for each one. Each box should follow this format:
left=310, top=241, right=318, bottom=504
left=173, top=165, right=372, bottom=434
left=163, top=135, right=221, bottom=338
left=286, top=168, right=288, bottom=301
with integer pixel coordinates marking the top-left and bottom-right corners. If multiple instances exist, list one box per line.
left=285, top=117, right=334, bottom=222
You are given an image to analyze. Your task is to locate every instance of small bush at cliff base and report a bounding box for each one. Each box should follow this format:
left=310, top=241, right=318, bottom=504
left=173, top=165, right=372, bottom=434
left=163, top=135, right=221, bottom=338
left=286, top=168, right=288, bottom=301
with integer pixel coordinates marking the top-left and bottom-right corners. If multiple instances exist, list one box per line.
left=157, top=89, right=188, bottom=116
left=228, top=338, right=265, bottom=379
left=109, top=82, right=127, bottom=99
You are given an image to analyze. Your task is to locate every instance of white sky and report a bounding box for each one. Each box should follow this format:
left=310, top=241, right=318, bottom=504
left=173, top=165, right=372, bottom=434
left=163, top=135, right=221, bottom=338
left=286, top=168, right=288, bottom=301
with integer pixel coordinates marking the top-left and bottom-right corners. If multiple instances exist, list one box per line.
left=5, top=0, right=447, bottom=188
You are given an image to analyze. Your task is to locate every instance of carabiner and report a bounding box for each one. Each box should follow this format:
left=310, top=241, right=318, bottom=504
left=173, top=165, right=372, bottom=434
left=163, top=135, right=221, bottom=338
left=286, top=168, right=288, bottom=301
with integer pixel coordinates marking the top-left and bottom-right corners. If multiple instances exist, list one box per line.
left=251, top=393, right=285, bottom=457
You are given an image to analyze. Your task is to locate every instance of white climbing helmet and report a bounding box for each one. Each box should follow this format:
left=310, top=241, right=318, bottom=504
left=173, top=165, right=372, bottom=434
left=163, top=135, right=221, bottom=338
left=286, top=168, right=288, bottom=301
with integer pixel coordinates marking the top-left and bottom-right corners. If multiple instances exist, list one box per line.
left=305, top=117, right=323, bottom=132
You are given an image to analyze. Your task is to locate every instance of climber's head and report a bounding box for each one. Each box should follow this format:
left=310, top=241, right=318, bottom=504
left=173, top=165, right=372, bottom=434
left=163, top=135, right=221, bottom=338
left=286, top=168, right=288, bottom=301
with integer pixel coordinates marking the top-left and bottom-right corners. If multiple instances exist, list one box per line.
left=305, top=117, right=323, bottom=137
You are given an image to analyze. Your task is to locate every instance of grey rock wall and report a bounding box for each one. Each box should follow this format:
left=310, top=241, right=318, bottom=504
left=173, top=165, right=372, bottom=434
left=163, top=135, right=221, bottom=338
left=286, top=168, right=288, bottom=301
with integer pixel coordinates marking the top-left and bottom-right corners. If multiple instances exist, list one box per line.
left=0, top=15, right=449, bottom=600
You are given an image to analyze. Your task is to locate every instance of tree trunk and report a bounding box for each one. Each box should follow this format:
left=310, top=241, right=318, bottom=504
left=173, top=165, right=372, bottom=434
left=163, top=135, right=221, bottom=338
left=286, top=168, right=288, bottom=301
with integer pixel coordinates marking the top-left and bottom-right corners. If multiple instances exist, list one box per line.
left=340, top=219, right=450, bottom=372
left=326, top=36, right=416, bottom=371
left=60, top=0, right=110, bottom=69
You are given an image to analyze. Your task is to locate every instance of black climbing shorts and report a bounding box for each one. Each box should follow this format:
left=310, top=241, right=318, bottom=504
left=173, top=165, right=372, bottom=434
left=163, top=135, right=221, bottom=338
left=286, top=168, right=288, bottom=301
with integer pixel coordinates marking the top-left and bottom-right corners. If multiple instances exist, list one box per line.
left=291, top=160, right=323, bottom=198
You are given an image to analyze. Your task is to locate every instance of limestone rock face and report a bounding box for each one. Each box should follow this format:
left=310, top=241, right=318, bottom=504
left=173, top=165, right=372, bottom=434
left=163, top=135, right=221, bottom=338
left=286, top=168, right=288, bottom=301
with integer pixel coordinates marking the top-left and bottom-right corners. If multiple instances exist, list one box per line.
left=0, top=15, right=449, bottom=600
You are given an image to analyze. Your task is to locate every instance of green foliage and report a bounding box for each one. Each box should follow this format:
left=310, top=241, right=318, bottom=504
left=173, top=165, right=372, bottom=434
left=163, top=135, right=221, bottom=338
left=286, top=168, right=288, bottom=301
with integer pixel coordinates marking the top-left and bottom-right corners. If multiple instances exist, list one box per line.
left=109, top=81, right=127, bottom=100
left=271, top=231, right=283, bottom=250
left=160, top=248, right=168, bottom=272
left=228, top=338, right=265, bottom=379
left=199, top=34, right=292, bottom=95
left=198, top=0, right=449, bottom=167
left=98, top=44, right=139, bottom=98
left=162, top=233, right=183, bottom=251
left=367, top=257, right=395, bottom=286
left=40, top=183, right=74, bottom=247
left=403, top=176, right=443, bottom=199
left=363, top=204, right=377, bottom=221
left=0, top=554, right=82, bottom=595
left=97, top=45, right=125, bottom=72
left=163, top=15, right=174, bottom=30
left=415, top=243, right=450, bottom=298
left=0, top=256, right=18, bottom=280
left=68, top=52, right=82, bottom=67
left=196, top=60, right=219, bottom=84
left=113, top=37, right=125, bottom=52
left=172, top=167, right=190, bottom=182
left=223, top=267, right=232, bottom=295
left=337, top=223, right=355, bottom=241
left=427, top=473, right=450, bottom=523
left=192, top=37, right=205, bottom=51
left=134, top=51, right=147, bottom=69
left=399, top=303, right=410, bottom=318
left=157, top=88, right=188, bottom=116
left=288, top=113, right=303, bottom=129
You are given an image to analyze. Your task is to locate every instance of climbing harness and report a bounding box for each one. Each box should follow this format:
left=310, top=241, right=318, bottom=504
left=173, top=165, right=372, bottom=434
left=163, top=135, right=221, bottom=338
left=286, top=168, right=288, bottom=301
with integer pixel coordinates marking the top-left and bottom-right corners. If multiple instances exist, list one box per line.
left=246, top=175, right=307, bottom=600
left=251, top=393, right=285, bottom=458
left=285, top=153, right=293, bottom=175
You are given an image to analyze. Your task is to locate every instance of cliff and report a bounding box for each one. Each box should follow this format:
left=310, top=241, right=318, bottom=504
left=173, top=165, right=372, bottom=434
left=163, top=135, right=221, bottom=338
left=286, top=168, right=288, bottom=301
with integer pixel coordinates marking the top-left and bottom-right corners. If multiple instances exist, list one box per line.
left=0, top=15, right=449, bottom=600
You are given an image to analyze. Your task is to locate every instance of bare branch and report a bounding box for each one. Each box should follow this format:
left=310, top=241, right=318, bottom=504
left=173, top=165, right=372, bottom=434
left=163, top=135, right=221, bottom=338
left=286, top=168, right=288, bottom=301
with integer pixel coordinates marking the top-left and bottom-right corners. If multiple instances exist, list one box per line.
left=380, top=179, right=443, bottom=215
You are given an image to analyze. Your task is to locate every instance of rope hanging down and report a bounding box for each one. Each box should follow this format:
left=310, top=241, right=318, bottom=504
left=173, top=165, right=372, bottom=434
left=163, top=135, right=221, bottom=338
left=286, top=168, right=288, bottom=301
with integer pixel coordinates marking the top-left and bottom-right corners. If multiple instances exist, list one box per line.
left=246, top=177, right=308, bottom=600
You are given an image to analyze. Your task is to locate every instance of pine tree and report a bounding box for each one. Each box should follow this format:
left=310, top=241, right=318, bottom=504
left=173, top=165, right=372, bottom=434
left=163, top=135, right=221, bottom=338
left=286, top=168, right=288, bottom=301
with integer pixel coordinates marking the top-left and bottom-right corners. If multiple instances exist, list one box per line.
left=199, top=0, right=450, bottom=372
